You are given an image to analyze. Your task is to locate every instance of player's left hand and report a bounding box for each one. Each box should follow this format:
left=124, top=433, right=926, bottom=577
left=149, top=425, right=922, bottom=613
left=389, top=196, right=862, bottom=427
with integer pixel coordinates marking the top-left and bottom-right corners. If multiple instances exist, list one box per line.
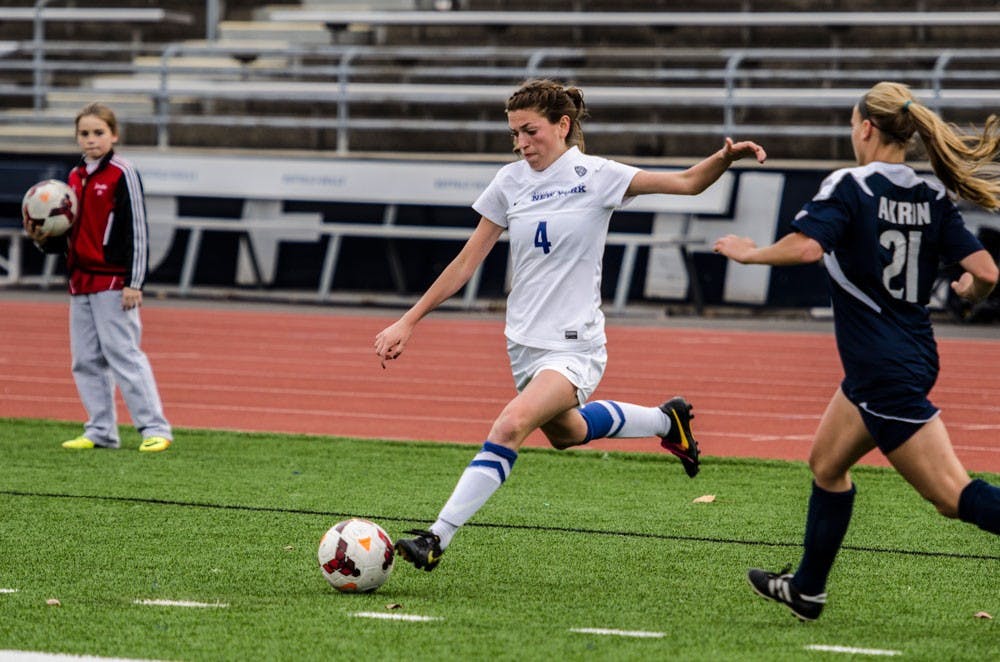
left=374, top=318, right=414, bottom=368
left=122, top=287, right=142, bottom=310
left=713, top=234, right=759, bottom=263
left=722, top=137, right=767, bottom=164
left=22, top=216, right=50, bottom=243
left=950, top=272, right=980, bottom=302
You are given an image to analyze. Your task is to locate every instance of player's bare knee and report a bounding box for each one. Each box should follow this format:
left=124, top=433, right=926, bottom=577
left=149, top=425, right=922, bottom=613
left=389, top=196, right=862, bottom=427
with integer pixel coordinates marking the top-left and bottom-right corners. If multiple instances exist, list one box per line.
left=809, top=457, right=848, bottom=488
left=489, top=410, right=531, bottom=445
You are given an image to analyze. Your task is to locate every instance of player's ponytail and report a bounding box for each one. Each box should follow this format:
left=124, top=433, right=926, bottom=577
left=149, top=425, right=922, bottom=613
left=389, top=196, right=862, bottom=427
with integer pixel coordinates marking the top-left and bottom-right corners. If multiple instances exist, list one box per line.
left=561, top=85, right=587, bottom=152
left=506, top=79, right=588, bottom=152
left=861, top=82, right=1000, bottom=211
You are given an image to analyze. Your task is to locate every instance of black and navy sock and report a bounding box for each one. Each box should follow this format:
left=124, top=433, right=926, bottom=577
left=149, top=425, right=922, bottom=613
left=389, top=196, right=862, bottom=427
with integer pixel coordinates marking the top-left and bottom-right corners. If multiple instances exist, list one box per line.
left=793, top=481, right=856, bottom=596
left=958, top=478, right=1000, bottom=535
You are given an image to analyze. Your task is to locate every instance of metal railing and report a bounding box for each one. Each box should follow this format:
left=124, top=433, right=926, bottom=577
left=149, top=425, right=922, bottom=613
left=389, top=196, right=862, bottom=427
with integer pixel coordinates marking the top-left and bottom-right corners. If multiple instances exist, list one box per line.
left=3, top=39, right=1000, bottom=156
left=6, top=0, right=195, bottom=111
left=265, top=9, right=1000, bottom=29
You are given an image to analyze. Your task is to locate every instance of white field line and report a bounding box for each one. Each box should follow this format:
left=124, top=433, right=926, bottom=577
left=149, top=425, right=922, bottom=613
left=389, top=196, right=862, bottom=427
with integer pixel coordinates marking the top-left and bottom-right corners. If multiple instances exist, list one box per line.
left=570, top=628, right=665, bottom=639
left=0, top=588, right=18, bottom=593
left=805, top=644, right=902, bottom=656
left=746, top=434, right=815, bottom=442
left=133, top=599, right=228, bottom=608
left=352, top=611, right=441, bottom=622
left=0, top=652, right=167, bottom=661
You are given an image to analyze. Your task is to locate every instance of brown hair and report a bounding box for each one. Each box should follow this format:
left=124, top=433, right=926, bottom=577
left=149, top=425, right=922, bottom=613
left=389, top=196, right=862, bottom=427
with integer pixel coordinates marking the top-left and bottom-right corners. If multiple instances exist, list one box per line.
left=859, top=81, right=1000, bottom=210
left=505, top=79, right=588, bottom=152
left=75, top=102, right=119, bottom=136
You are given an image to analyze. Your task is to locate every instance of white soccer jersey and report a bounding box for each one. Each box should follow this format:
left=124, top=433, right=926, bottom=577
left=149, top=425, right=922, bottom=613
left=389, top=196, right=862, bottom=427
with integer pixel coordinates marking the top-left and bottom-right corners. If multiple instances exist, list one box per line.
left=473, top=146, right=639, bottom=350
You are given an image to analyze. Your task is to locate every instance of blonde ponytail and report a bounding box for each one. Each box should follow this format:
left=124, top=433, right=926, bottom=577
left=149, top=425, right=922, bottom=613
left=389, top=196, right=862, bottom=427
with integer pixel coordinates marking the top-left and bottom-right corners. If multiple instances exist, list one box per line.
left=860, top=82, right=1000, bottom=211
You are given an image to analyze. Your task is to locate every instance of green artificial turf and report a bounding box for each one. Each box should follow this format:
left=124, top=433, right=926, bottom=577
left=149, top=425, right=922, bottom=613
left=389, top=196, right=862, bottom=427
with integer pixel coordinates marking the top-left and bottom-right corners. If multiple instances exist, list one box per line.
left=1, top=418, right=996, bottom=661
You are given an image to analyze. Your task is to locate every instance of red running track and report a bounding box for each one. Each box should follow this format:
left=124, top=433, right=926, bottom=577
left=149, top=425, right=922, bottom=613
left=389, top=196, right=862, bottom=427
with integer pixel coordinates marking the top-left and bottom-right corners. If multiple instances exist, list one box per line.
left=2, top=298, right=998, bottom=472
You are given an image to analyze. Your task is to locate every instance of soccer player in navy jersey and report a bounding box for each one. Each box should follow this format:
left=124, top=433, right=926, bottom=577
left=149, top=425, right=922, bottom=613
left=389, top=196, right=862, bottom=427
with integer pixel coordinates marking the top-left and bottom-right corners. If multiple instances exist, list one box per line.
left=714, top=81, right=1000, bottom=621
left=375, top=79, right=766, bottom=571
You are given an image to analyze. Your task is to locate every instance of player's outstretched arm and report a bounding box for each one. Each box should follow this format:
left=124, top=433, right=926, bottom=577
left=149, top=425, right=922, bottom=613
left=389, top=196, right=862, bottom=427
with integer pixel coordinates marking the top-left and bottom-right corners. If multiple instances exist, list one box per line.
left=714, top=231, right=823, bottom=266
left=374, top=217, right=503, bottom=365
left=626, top=137, right=767, bottom=198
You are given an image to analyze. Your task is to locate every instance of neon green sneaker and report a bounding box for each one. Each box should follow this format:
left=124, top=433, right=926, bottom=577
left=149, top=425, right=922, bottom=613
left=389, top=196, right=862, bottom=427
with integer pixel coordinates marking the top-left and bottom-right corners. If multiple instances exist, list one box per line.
left=61, top=436, right=95, bottom=450
left=139, top=436, right=171, bottom=453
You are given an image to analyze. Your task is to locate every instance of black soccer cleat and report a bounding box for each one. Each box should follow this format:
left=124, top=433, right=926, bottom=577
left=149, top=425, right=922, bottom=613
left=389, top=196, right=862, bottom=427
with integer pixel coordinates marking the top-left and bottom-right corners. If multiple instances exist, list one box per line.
left=747, top=567, right=826, bottom=621
left=394, top=529, right=444, bottom=572
left=658, top=396, right=700, bottom=477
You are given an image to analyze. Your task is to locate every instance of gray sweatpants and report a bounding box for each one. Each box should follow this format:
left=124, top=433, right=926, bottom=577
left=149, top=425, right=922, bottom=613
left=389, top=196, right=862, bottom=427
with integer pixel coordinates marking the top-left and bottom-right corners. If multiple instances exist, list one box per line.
left=70, top=290, right=172, bottom=448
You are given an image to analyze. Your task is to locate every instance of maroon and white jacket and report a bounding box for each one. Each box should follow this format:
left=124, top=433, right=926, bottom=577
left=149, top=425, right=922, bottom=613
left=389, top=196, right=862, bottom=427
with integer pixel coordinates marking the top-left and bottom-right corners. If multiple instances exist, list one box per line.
left=45, top=149, right=149, bottom=294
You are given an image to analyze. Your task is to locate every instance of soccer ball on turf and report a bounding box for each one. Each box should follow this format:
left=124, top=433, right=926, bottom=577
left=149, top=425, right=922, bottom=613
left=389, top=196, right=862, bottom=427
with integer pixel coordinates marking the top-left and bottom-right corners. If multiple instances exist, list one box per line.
left=318, top=518, right=394, bottom=593
left=22, top=179, right=78, bottom=237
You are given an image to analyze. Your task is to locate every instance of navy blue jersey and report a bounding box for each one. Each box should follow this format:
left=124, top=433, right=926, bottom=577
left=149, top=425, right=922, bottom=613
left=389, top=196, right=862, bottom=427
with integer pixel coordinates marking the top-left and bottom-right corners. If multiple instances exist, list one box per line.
left=792, top=162, right=983, bottom=407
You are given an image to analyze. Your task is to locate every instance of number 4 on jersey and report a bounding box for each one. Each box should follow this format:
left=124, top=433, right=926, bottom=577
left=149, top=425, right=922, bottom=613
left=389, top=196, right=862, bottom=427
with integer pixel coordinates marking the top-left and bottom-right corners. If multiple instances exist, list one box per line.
left=534, top=221, right=552, bottom=254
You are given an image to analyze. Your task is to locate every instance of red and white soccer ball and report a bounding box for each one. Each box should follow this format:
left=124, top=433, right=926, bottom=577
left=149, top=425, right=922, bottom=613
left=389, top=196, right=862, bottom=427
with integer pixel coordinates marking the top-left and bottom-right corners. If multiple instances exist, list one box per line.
left=318, top=518, right=394, bottom=593
left=22, top=179, right=78, bottom=237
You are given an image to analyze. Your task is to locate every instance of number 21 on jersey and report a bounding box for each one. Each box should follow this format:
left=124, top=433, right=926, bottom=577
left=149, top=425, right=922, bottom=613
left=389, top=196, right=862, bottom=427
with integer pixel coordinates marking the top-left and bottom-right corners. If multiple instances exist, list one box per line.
left=534, top=221, right=552, bottom=254
left=881, top=229, right=921, bottom=303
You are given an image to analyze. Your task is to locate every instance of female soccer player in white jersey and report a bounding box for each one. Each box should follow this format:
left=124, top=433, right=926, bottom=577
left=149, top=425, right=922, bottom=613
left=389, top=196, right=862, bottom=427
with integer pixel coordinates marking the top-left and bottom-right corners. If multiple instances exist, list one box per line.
left=374, top=79, right=766, bottom=571
left=714, top=81, right=1000, bottom=621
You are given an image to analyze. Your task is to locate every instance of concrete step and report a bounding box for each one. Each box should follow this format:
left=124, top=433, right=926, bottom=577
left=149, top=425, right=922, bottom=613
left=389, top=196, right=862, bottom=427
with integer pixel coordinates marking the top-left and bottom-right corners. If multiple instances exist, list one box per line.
left=46, top=91, right=154, bottom=115
left=244, top=10, right=375, bottom=44
left=181, top=38, right=299, bottom=51
left=217, top=20, right=333, bottom=45
left=132, top=53, right=289, bottom=76
left=0, top=122, right=76, bottom=148
left=301, top=0, right=416, bottom=8
left=258, top=0, right=449, bottom=15
left=282, top=0, right=416, bottom=10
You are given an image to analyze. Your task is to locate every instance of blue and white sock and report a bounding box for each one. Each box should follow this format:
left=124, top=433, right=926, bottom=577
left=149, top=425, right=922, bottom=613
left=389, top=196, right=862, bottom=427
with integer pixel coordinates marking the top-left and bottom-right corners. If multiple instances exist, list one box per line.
left=577, top=400, right=671, bottom=442
left=431, top=441, right=518, bottom=549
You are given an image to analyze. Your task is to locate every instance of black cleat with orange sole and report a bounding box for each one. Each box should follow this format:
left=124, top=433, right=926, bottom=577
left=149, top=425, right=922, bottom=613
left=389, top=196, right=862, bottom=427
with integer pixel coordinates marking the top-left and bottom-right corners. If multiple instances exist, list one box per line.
left=659, top=396, right=700, bottom=477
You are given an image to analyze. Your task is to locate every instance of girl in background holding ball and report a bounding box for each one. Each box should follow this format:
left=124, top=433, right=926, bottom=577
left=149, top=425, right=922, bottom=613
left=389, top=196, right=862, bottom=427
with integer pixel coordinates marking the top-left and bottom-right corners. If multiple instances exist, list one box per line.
left=23, top=102, right=173, bottom=452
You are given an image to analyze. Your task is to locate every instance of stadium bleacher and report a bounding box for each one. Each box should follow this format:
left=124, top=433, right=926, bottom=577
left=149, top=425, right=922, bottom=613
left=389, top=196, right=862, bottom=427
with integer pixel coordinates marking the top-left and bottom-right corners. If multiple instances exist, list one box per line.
left=2, top=1, right=1000, bottom=311
left=2, top=2, right=1000, bottom=159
